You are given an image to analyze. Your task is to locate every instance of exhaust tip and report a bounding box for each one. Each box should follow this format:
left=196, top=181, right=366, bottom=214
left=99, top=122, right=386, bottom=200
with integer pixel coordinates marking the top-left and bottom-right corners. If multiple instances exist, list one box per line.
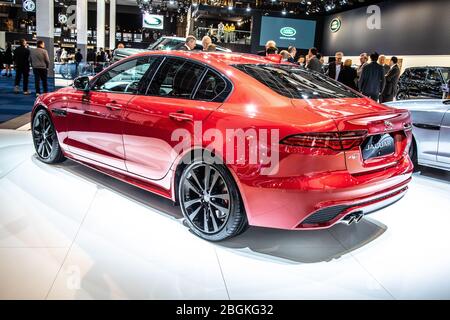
left=355, top=213, right=364, bottom=223
left=347, top=216, right=356, bottom=225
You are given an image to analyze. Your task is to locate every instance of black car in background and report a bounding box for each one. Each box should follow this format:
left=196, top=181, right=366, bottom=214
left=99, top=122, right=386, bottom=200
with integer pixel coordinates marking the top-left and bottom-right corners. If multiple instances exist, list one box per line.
left=397, top=66, right=450, bottom=100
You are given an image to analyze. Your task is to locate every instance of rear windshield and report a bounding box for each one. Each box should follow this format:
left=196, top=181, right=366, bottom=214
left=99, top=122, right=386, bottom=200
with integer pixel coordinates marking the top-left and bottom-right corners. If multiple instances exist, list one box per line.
left=233, top=64, right=361, bottom=99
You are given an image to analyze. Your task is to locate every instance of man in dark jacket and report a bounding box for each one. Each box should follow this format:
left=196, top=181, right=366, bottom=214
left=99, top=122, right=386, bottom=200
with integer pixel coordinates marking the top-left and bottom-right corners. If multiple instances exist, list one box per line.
left=358, top=52, right=385, bottom=101
left=306, top=47, right=322, bottom=73
left=180, top=36, right=197, bottom=51
left=13, top=39, right=31, bottom=94
left=381, top=56, right=401, bottom=102
left=287, top=46, right=297, bottom=63
left=326, top=51, right=344, bottom=80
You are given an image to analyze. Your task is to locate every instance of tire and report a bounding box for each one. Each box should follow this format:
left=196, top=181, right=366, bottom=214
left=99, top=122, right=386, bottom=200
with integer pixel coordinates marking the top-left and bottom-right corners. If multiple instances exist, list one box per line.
left=409, top=136, right=418, bottom=170
left=178, top=160, right=247, bottom=241
left=32, top=109, right=65, bottom=164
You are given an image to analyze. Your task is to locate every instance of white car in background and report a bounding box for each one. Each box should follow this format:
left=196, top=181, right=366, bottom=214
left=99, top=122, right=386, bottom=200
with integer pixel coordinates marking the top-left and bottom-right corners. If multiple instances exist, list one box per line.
left=386, top=99, right=450, bottom=171
left=112, top=36, right=232, bottom=62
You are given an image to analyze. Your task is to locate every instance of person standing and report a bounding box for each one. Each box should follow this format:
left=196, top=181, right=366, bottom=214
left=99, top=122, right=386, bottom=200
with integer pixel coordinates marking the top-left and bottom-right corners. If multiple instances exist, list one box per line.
left=297, top=55, right=306, bottom=68
left=306, top=47, right=322, bottom=73
left=13, top=39, right=30, bottom=95
left=357, top=52, right=368, bottom=80
left=230, top=23, right=236, bottom=43
left=338, top=59, right=357, bottom=90
left=202, top=36, right=212, bottom=51
left=217, top=22, right=224, bottom=43
left=86, top=49, right=96, bottom=63
left=2, top=42, right=13, bottom=77
left=96, top=48, right=106, bottom=63
left=359, top=52, right=385, bottom=101
left=381, top=56, right=401, bottom=102
left=257, top=40, right=277, bottom=56
left=180, top=35, right=197, bottom=51
left=224, top=23, right=230, bottom=43
left=378, top=55, right=390, bottom=76
left=74, top=48, right=83, bottom=75
left=326, top=52, right=344, bottom=80
left=30, top=40, right=50, bottom=96
left=287, top=46, right=297, bottom=63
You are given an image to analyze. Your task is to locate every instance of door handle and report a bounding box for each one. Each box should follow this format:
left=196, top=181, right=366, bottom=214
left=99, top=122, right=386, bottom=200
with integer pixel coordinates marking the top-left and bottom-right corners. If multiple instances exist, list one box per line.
left=169, top=111, right=193, bottom=122
left=106, top=102, right=122, bottom=111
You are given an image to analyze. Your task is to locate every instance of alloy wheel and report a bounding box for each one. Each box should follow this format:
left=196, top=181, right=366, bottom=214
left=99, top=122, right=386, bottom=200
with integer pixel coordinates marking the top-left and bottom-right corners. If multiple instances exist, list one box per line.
left=32, top=112, right=55, bottom=159
left=180, top=163, right=231, bottom=234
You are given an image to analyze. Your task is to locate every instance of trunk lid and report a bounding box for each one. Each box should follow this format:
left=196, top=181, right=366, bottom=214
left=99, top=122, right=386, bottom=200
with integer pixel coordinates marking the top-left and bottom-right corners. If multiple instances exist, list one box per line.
left=291, top=98, right=412, bottom=174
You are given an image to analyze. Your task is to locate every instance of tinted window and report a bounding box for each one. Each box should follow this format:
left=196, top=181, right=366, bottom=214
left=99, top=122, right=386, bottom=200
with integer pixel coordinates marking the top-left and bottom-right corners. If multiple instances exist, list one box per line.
left=194, top=70, right=229, bottom=102
left=233, top=64, right=361, bottom=99
left=410, top=68, right=427, bottom=81
left=440, top=68, right=450, bottom=82
left=150, top=38, right=183, bottom=50
left=93, top=57, right=155, bottom=93
left=147, top=58, right=205, bottom=99
left=427, top=69, right=442, bottom=82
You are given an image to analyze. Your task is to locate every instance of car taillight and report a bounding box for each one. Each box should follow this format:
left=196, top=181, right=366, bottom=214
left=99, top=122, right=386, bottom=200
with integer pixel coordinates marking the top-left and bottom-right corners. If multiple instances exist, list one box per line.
left=280, top=130, right=368, bottom=151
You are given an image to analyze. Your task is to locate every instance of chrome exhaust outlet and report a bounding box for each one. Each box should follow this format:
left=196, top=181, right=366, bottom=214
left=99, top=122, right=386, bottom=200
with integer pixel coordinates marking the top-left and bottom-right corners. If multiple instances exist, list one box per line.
left=355, top=213, right=364, bottom=223
left=343, top=215, right=356, bottom=225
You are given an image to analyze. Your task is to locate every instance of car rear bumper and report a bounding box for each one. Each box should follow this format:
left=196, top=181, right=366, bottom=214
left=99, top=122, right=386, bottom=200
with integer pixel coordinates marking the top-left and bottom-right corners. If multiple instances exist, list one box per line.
left=236, top=155, right=413, bottom=230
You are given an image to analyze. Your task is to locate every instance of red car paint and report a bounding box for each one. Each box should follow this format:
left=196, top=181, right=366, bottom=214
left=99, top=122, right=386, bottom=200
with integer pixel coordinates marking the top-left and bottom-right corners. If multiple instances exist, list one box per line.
left=33, top=51, right=413, bottom=230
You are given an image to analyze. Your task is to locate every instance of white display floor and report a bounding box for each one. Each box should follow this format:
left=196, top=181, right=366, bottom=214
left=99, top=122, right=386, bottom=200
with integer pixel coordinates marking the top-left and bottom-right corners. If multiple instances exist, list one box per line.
left=1, top=129, right=450, bottom=300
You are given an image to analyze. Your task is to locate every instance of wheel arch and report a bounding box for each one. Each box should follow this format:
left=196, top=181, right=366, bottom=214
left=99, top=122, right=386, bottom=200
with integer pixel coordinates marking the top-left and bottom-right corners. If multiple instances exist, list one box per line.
left=171, top=148, right=249, bottom=218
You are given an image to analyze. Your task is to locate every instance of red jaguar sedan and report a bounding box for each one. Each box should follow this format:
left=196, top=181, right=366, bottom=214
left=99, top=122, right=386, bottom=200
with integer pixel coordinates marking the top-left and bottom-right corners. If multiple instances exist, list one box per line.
left=31, top=51, right=413, bottom=241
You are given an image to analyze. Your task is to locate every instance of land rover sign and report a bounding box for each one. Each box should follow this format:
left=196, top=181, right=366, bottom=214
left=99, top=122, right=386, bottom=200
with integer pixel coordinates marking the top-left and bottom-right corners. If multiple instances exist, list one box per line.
left=280, top=27, right=297, bottom=37
left=143, top=13, right=164, bottom=30
left=330, top=18, right=341, bottom=32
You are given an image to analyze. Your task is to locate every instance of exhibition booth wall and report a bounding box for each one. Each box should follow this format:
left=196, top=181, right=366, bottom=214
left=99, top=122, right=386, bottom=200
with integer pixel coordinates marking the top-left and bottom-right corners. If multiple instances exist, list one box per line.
left=321, top=0, right=450, bottom=71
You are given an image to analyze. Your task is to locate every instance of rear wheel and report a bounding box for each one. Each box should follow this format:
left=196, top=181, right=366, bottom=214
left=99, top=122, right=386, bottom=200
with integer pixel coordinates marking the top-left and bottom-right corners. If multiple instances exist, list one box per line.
left=32, top=109, right=65, bottom=164
left=179, top=161, right=247, bottom=241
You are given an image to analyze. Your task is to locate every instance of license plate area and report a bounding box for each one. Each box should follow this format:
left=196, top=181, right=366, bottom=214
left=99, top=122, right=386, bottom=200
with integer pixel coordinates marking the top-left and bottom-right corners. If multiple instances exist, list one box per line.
left=361, top=133, right=395, bottom=160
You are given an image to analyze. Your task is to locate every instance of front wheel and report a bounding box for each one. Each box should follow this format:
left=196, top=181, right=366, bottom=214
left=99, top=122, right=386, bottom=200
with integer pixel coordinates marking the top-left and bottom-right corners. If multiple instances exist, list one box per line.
left=179, top=161, right=247, bottom=241
left=32, top=109, right=65, bottom=163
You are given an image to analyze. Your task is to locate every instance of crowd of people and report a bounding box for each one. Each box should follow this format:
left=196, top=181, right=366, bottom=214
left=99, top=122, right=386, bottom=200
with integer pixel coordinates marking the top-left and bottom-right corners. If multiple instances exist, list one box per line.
left=3, top=35, right=401, bottom=103
left=1, top=39, right=51, bottom=96
left=258, top=40, right=401, bottom=103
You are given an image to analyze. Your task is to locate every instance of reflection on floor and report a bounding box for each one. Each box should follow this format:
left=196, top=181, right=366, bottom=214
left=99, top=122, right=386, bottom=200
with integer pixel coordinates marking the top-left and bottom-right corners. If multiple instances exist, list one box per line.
left=1, top=129, right=450, bottom=299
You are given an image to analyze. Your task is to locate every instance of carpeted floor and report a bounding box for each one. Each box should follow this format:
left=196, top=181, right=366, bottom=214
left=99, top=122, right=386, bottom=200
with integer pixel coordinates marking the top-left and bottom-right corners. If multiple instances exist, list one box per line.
left=0, top=71, right=56, bottom=123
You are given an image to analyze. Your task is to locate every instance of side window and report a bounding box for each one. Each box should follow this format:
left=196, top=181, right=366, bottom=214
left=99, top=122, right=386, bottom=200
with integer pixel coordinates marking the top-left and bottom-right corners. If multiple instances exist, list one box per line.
left=147, top=58, right=205, bottom=99
left=93, top=57, right=155, bottom=93
left=427, top=69, right=442, bottom=82
left=410, top=68, right=427, bottom=81
left=194, top=70, right=229, bottom=102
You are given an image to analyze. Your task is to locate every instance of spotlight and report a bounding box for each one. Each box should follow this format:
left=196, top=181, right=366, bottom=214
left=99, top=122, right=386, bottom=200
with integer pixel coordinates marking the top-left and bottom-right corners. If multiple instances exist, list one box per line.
left=169, top=0, right=174, bottom=4
left=228, top=5, right=233, bottom=10
left=246, top=4, right=251, bottom=12
left=282, top=9, right=287, bottom=15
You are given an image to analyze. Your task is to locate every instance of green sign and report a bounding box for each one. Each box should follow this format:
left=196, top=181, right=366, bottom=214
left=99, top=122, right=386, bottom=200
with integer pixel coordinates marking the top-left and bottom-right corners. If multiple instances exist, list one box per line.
left=330, top=18, right=341, bottom=33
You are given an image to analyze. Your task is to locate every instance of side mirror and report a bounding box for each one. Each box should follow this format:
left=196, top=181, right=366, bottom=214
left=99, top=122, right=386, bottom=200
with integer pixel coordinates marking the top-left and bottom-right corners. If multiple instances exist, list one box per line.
left=73, top=76, right=90, bottom=91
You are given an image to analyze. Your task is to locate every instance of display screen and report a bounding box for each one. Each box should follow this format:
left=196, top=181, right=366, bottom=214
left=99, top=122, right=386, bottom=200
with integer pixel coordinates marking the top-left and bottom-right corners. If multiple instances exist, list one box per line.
left=142, top=13, right=164, bottom=30
left=259, top=16, right=316, bottom=49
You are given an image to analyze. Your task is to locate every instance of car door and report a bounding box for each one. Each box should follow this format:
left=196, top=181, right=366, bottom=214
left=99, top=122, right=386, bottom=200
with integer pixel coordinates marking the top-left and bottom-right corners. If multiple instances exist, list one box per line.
left=437, top=101, right=450, bottom=166
left=122, top=57, right=231, bottom=180
left=65, top=56, right=154, bottom=170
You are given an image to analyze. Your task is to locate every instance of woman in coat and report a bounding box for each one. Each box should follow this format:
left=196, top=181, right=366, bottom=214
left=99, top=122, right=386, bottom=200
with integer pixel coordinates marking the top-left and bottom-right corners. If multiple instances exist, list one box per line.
left=338, top=59, right=357, bottom=90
